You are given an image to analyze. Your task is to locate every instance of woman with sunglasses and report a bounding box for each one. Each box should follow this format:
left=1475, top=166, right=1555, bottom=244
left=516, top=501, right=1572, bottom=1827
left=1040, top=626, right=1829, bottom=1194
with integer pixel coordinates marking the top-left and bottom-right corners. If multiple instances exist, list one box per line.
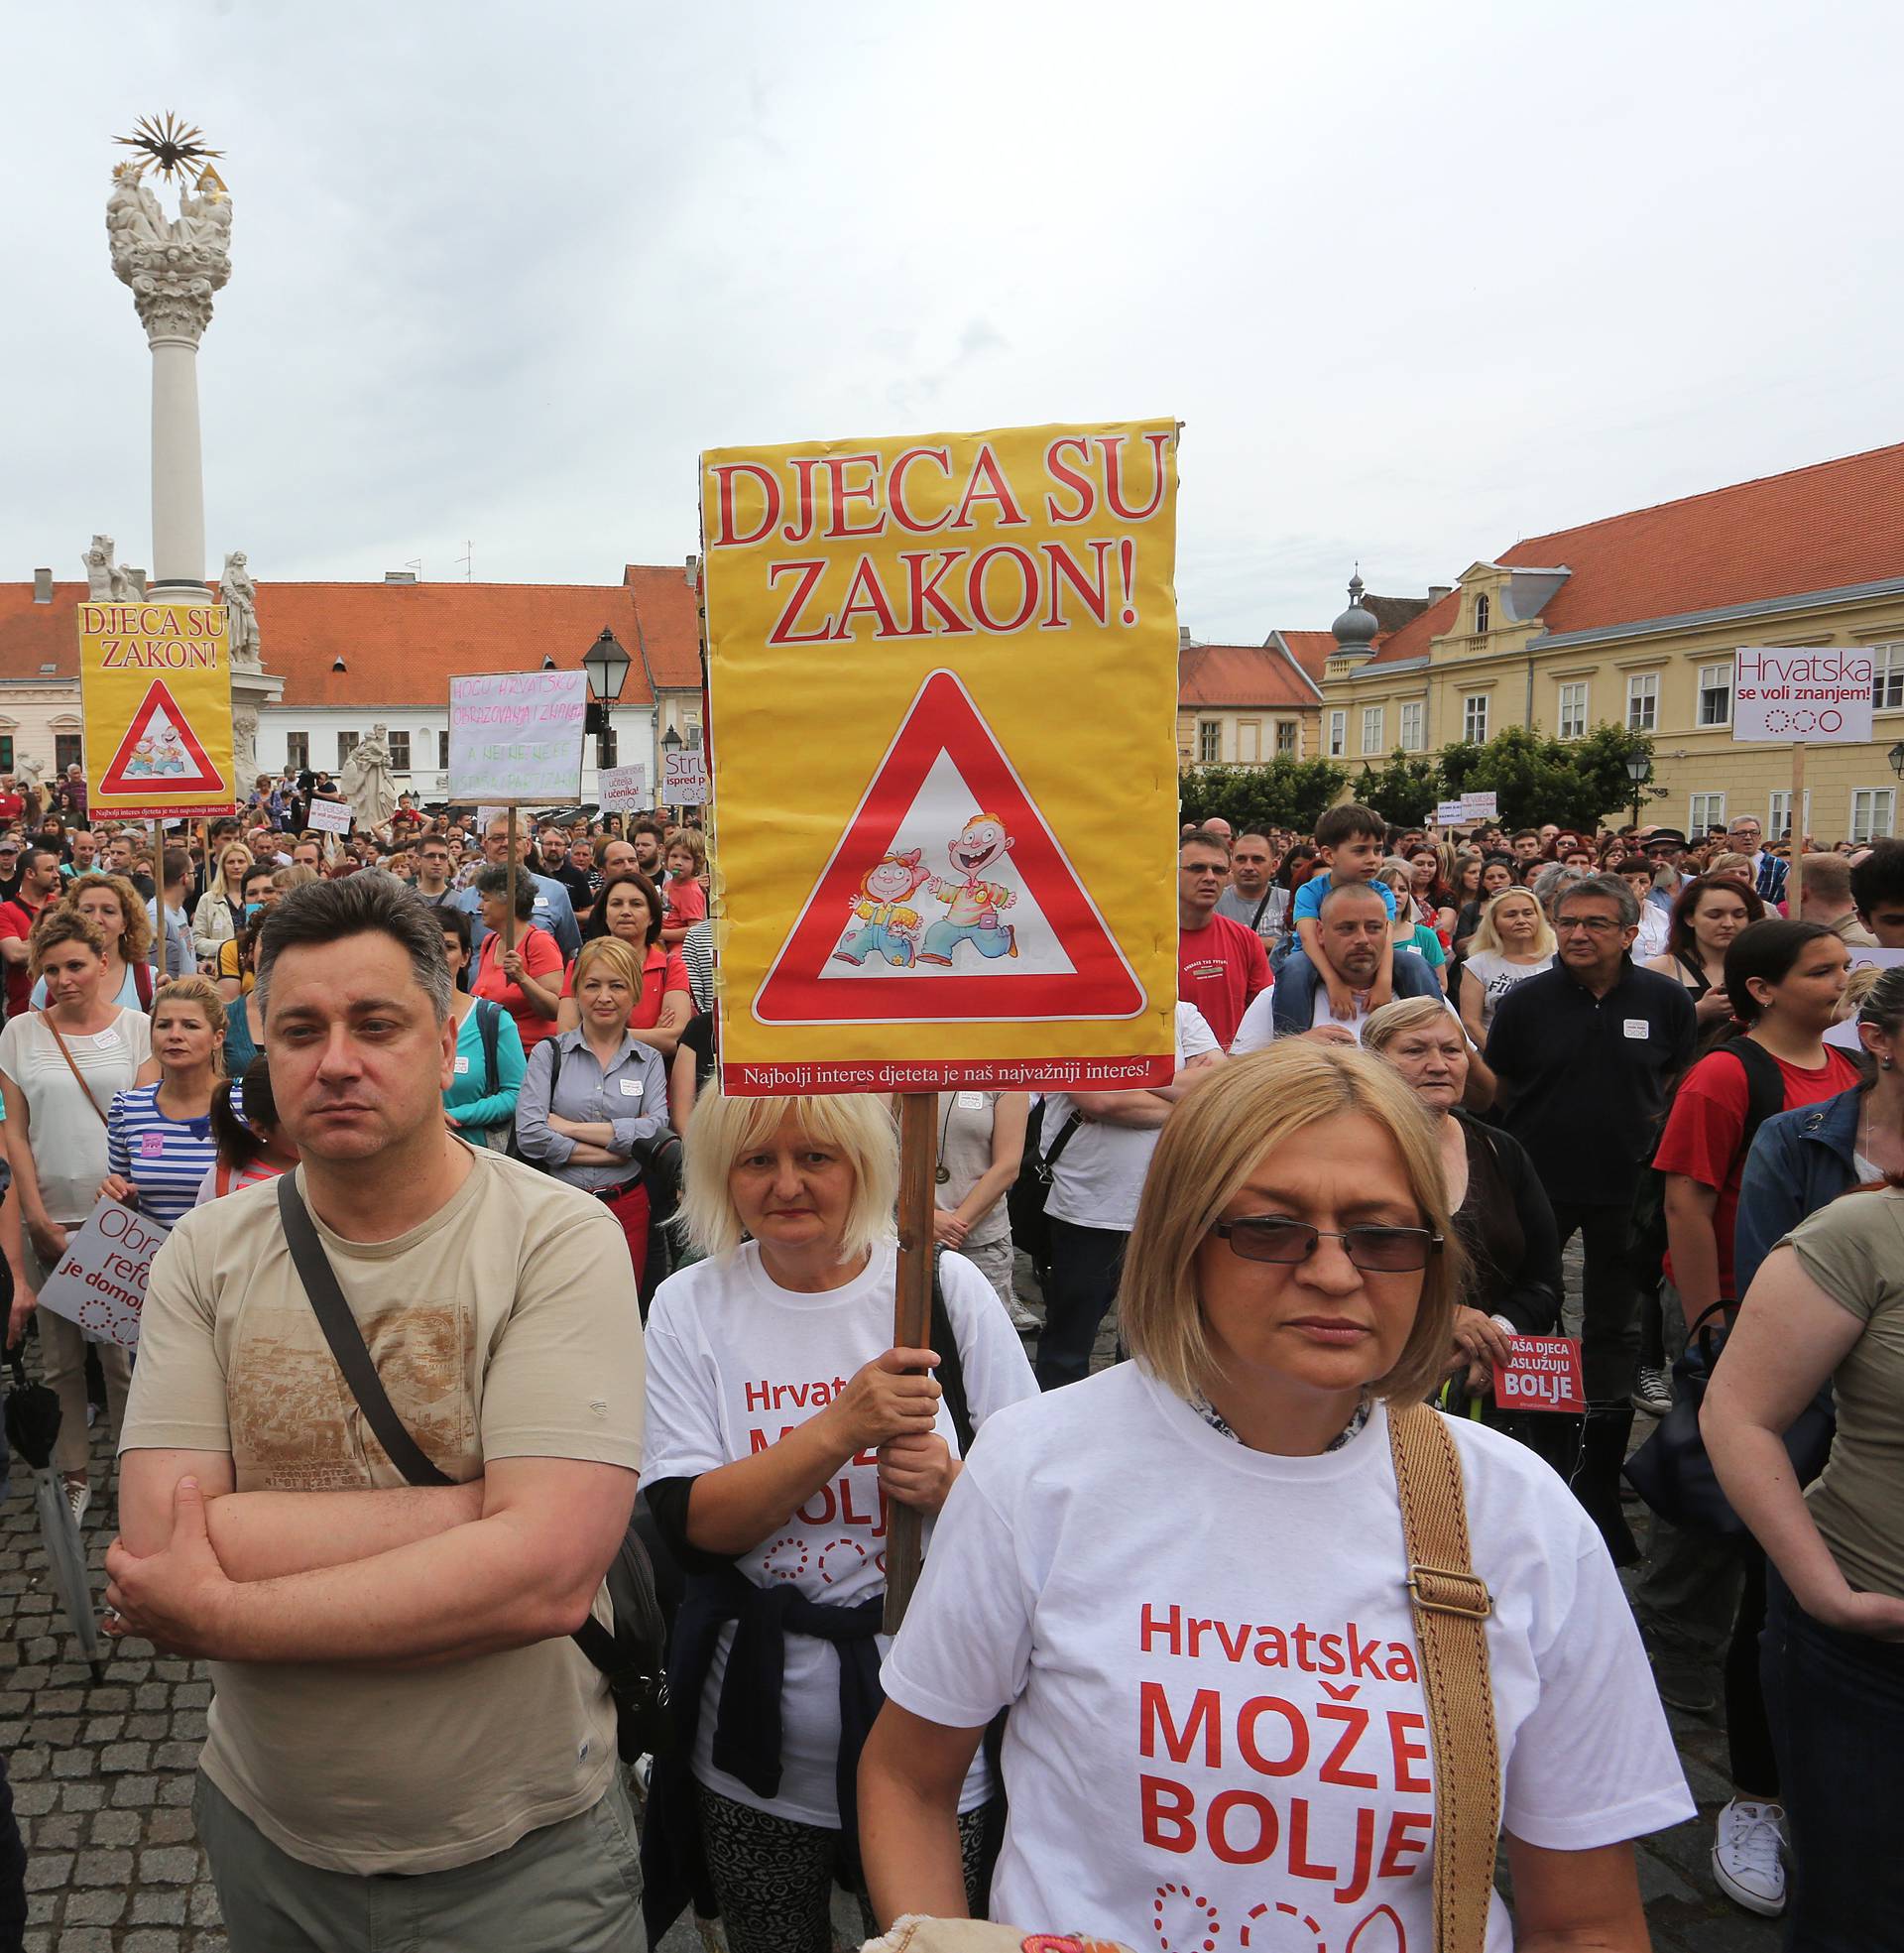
left=862, top=1043, right=1689, bottom=1947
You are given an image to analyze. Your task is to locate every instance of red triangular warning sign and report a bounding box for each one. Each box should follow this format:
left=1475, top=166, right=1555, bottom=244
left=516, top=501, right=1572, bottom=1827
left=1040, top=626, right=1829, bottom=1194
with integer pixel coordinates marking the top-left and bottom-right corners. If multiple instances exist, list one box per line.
left=755, top=671, right=1145, bottom=1025
left=98, top=680, right=227, bottom=797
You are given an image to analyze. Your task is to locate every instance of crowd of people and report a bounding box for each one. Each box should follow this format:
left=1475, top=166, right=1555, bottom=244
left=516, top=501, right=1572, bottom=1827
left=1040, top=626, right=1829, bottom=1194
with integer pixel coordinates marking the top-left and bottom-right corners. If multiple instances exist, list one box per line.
left=0, top=778, right=1900, bottom=1952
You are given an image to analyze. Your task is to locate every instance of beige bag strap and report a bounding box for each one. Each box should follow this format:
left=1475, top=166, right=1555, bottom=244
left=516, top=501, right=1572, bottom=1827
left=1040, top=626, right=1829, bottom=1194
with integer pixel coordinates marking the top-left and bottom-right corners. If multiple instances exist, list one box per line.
left=1387, top=1402, right=1500, bottom=1953
left=39, top=1011, right=109, bottom=1127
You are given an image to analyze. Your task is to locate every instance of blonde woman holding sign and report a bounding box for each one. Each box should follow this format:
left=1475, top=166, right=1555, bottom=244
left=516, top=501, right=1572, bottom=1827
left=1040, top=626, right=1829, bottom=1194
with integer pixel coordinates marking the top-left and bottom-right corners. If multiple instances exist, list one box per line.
left=0, top=908, right=156, bottom=1520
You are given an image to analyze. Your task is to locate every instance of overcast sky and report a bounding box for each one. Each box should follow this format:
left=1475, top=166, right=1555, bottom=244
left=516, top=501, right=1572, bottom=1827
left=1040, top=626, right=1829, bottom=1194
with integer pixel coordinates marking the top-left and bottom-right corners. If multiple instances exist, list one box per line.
left=6, top=0, right=1899, bottom=643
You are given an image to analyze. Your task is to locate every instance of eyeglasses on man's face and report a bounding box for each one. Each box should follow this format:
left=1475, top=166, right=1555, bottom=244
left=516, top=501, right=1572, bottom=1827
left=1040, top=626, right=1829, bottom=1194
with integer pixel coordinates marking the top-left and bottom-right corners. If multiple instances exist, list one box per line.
left=1212, top=1216, right=1441, bottom=1273
left=1556, top=914, right=1623, bottom=933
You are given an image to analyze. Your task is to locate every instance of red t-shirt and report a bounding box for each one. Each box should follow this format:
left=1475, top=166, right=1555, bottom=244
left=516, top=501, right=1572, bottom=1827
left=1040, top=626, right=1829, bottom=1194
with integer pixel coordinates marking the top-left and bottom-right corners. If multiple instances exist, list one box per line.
left=1655, top=1042, right=1862, bottom=1297
left=0, top=794, right=25, bottom=827
left=559, top=942, right=690, bottom=1031
left=0, top=894, right=46, bottom=1021
left=664, top=875, right=708, bottom=927
left=470, top=924, right=564, bottom=1050
left=1177, top=914, right=1270, bottom=1049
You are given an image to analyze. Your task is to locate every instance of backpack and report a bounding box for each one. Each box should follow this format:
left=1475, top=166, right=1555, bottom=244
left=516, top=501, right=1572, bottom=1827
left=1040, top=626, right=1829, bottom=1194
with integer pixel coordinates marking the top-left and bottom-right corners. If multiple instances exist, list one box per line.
left=1628, top=1037, right=1786, bottom=1301
left=473, top=998, right=502, bottom=1097
left=1005, top=1100, right=1083, bottom=1281
left=134, top=960, right=154, bottom=1010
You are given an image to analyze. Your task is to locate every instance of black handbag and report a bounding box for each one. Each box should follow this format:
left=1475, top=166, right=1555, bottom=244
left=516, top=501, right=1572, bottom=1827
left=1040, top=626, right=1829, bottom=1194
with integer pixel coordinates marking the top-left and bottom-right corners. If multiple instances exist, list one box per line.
left=276, top=1173, right=668, bottom=1760
left=1004, top=1104, right=1082, bottom=1278
left=1623, top=1299, right=1835, bottom=1540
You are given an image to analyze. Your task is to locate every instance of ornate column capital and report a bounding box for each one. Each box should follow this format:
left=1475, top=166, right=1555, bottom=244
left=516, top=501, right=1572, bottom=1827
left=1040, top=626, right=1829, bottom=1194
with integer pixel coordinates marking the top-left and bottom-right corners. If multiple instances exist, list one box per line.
left=107, top=168, right=230, bottom=346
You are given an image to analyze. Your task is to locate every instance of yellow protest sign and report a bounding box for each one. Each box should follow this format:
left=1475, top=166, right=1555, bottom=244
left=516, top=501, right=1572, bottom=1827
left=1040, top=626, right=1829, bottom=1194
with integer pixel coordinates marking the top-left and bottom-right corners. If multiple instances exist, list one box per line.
left=77, top=601, right=236, bottom=819
left=702, top=419, right=1180, bottom=1095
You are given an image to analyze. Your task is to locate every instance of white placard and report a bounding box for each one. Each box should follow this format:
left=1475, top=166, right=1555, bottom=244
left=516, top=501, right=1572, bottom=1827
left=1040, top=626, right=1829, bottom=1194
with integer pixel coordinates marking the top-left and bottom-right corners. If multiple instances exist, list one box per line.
left=448, top=671, right=588, bottom=802
left=598, top=764, right=650, bottom=812
left=1732, top=646, right=1875, bottom=744
left=34, top=1198, right=170, bottom=1349
left=305, top=796, right=353, bottom=836
left=1459, top=791, right=1498, bottom=821
left=1433, top=799, right=1465, bottom=825
left=663, top=748, right=709, bottom=806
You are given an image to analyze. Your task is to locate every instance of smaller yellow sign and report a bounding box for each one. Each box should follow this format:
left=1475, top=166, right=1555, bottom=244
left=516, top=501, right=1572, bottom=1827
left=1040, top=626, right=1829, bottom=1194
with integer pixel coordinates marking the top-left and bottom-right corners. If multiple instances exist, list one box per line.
left=78, top=601, right=236, bottom=819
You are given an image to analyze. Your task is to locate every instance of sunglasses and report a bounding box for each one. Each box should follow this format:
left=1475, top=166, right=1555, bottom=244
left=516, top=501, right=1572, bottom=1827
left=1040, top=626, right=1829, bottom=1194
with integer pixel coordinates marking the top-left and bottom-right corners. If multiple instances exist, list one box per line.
left=1212, top=1216, right=1441, bottom=1273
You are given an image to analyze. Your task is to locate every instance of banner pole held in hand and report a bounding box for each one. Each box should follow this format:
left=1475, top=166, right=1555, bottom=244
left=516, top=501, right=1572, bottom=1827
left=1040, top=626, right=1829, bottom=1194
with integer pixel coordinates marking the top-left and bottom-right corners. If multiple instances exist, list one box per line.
left=883, top=1091, right=939, bottom=1634
left=505, top=805, right=519, bottom=954
left=1789, top=743, right=1806, bottom=917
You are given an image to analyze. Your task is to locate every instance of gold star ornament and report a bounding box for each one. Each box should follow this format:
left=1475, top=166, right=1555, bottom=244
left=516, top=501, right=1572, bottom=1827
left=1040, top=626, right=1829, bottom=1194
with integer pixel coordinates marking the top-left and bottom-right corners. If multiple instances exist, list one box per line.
left=113, top=113, right=225, bottom=184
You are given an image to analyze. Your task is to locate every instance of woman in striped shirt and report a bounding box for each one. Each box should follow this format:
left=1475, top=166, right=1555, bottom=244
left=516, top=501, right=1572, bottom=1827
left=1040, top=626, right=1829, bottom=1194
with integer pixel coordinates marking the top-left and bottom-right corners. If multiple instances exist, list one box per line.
left=102, top=975, right=224, bottom=1229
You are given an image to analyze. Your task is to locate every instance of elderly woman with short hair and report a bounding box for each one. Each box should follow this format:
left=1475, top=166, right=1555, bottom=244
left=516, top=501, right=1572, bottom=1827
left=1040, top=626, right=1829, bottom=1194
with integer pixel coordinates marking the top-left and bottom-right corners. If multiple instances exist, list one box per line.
left=639, top=1090, right=1037, bottom=1953
left=861, top=1042, right=1689, bottom=1950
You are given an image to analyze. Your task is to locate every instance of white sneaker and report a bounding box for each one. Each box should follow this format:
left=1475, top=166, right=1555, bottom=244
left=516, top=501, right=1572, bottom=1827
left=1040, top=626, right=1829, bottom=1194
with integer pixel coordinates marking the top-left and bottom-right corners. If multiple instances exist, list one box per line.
left=1713, top=1796, right=1786, bottom=1916
left=64, top=1479, right=91, bottom=1527
left=1631, top=1365, right=1673, bottom=1417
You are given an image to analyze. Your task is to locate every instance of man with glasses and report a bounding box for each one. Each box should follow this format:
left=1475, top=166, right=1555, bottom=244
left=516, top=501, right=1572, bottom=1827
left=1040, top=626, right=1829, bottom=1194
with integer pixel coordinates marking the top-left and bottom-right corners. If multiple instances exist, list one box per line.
left=1483, top=875, right=1696, bottom=1561
left=413, top=837, right=458, bottom=908
left=1725, top=814, right=1788, bottom=908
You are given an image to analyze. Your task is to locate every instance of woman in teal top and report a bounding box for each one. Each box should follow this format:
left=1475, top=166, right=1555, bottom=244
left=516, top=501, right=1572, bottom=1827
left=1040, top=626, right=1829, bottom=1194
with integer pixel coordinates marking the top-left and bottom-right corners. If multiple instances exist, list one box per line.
left=440, top=911, right=526, bottom=1146
left=1379, top=859, right=1450, bottom=993
left=221, top=920, right=266, bottom=1079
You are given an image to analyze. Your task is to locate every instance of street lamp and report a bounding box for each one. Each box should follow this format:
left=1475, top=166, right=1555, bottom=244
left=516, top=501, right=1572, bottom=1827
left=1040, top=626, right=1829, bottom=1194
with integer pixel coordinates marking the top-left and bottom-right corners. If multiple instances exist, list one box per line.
left=1624, top=750, right=1653, bottom=829
left=583, top=629, right=630, bottom=773
left=1888, top=740, right=1904, bottom=781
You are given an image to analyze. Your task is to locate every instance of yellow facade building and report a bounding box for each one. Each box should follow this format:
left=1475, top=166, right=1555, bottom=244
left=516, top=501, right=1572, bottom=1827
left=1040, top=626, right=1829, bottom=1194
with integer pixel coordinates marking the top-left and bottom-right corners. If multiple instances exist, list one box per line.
left=1319, top=442, right=1904, bottom=841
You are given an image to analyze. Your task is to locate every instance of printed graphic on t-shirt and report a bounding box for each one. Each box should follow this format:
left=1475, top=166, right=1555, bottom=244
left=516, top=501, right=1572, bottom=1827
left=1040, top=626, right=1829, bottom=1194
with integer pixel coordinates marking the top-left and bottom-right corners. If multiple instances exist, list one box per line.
left=227, top=1300, right=475, bottom=1491
left=740, top=1369, right=892, bottom=1585
left=1134, top=1593, right=1436, bottom=1947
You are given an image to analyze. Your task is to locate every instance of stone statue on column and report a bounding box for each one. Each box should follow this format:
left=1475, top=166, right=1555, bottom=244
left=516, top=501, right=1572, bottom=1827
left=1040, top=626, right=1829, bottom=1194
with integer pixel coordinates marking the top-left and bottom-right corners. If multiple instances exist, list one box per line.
left=220, top=551, right=262, bottom=669
left=232, top=705, right=260, bottom=789
left=338, top=725, right=400, bottom=833
left=83, top=535, right=135, bottom=601
left=107, top=161, right=230, bottom=343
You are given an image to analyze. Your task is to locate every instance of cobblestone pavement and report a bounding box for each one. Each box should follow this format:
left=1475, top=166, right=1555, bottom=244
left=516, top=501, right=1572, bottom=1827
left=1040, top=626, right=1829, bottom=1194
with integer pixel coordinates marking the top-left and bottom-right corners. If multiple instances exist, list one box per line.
left=6, top=1272, right=1780, bottom=1952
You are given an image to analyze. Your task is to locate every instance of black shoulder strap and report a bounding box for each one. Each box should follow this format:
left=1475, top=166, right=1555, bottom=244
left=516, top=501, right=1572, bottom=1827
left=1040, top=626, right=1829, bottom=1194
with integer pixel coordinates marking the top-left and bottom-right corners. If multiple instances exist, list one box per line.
left=475, top=998, right=501, bottom=1096
left=925, top=1256, right=976, bottom=1457
left=276, top=1173, right=453, bottom=1489
left=1250, top=888, right=1273, bottom=932
left=1729, top=1038, right=1792, bottom=1162
left=1042, top=1110, right=1084, bottom=1174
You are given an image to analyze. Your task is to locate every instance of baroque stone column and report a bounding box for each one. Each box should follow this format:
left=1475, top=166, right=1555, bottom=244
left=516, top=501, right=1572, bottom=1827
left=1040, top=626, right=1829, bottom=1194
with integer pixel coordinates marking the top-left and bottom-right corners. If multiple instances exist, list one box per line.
left=106, top=167, right=231, bottom=597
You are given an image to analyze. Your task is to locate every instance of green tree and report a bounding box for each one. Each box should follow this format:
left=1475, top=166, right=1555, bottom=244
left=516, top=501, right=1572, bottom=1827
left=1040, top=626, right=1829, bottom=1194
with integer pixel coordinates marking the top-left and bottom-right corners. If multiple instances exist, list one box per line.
left=1355, top=752, right=1444, bottom=826
left=1179, top=759, right=1348, bottom=834
left=1437, top=723, right=1653, bottom=830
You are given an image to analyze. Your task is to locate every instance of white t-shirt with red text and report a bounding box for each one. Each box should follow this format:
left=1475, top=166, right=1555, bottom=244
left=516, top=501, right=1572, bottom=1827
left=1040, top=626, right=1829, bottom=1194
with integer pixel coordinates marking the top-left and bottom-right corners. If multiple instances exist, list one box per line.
left=882, top=1363, right=1690, bottom=1947
left=641, top=1240, right=1038, bottom=1825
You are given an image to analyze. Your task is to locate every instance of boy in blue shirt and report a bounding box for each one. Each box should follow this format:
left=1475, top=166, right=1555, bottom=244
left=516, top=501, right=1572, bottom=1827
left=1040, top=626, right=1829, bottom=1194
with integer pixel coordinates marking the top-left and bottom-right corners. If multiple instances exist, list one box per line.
left=1293, top=802, right=1397, bottom=1021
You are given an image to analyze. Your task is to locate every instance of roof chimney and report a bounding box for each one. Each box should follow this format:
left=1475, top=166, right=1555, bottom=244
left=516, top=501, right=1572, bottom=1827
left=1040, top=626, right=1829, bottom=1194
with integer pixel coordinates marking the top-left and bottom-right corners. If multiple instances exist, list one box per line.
left=684, top=554, right=701, bottom=592
left=385, top=569, right=417, bottom=584
left=32, top=569, right=52, bottom=603
left=1179, top=625, right=1192, bottom=652
left=1428, top=584, right=1454, bottom=603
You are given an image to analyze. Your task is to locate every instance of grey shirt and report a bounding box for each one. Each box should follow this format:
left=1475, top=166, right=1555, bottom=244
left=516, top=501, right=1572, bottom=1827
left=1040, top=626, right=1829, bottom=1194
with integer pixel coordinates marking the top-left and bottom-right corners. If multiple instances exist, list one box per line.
left=936, top=1090, right=1012, bottom=1248
left=1214, top=883, right=1285, bottom=943
left=513, top=1026, right=668, bottom=1192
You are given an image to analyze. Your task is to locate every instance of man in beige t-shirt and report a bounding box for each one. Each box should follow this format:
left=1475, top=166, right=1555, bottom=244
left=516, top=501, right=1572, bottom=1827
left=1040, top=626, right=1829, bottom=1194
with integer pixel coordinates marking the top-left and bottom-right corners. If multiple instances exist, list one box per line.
left=108, top=872, right=648, bottom=1951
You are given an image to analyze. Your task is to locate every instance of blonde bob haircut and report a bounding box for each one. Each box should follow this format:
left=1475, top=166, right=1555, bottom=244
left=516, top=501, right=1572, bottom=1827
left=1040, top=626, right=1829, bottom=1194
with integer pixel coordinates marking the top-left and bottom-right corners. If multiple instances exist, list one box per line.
left=1468, top=885, right=1556, bottom=961
left=151, top=975, right=228, bottom=1076
left=572, top=934, right=645, bottom=1006
left=1360, top=995, right=1458, bottom=1054
left=1120, top=1042, right=1466, bottom=1408
left=679, top=1090, right=899, bottom=1264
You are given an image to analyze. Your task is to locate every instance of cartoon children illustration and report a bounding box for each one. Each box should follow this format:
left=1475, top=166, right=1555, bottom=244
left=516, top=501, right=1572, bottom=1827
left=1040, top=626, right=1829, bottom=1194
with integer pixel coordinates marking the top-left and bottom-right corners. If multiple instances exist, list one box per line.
left=834, top=848, right=932, bottom=969
left=919, top=811, right=1018, bottom=964
left=126, top=737, right=157, bottom=778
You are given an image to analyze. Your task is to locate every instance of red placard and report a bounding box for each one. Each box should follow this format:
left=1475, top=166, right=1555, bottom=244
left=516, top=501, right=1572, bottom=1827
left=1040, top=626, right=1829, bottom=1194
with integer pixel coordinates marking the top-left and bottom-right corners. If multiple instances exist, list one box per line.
left=1490, top=1335, right=1586, bottom=1413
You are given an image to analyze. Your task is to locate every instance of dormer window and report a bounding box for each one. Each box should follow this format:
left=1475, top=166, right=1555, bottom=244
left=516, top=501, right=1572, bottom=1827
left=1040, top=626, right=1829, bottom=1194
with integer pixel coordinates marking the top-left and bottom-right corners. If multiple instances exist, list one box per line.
left=1474, top=593, right=1490, bottom=636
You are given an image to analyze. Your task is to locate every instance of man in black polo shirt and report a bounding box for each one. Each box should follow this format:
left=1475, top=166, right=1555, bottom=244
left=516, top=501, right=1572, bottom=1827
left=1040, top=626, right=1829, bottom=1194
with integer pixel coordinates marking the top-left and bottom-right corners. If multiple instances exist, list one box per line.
left=1485, top=872, right=1696, bottom=1561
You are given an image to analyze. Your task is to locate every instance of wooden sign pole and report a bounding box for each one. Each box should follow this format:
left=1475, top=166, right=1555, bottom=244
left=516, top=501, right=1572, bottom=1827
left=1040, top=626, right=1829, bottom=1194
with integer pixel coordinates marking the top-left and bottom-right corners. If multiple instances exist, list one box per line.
left=1789, top=743, right=1806, bottom=917
left=882, top=1090, right=940, bottom=1634
left=505, top=805, right=519, bottom=953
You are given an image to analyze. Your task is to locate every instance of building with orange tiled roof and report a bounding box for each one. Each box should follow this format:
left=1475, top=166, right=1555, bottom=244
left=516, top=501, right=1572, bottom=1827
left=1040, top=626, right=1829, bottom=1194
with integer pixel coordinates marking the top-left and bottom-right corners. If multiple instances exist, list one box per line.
left=0, top=561, right=705, bottom=807
left=1176, top=631, right=1322, bottom=764
left=1318, top=442, right=1904, bottom=843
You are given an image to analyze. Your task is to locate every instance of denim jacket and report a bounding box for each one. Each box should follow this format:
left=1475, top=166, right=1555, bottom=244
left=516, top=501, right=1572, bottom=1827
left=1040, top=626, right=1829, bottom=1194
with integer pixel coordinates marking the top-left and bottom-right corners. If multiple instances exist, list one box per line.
left=1733, top=1084, right=1862, bottom=1297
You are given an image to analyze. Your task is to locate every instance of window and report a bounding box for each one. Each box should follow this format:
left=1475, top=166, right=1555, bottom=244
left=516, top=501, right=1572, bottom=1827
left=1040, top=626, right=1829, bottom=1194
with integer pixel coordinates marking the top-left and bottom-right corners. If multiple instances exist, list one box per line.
left=1696, top=663, right=1732, bottom=727
left=337, top=731, right=360, bottom=768
left=0, top=737, right=14, bottom=772
left=1626, top=672, right=1658, bottom=732
left=1276, top=719, right=1298, bottom=757
left=1463, top=693, right=1488, bottom=743
left=437, top=729, right=451, bottom=771
left=1398, top=700, right=1424, bottom=752
left=1767, top=791, right=1812, bottom=842
left=54, top=734, right=80, bottom=776
left=1327, top=709, right=1346, bottom=758
left=1473, top=593, right=1490, bottom=636
left=387, top=731, right=411, bottom=772
left=1689, top=793, right=1726, bottom=831
left=1851, top=789, right=1897, bottom=844
left=1557, top=681, right=1587, bottom=740
left=286, top=732, right=309, bottom=772
left=1198, top=720, right=1222, bottom=764
left=1361, top=705, right=1384, bottom=755
left=1873, top=645, right=1904, bottom=710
